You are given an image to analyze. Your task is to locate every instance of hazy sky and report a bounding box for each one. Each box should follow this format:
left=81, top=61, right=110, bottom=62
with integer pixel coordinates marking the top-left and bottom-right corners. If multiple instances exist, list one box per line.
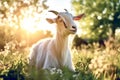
left=46, top=0, right=72, bottom=11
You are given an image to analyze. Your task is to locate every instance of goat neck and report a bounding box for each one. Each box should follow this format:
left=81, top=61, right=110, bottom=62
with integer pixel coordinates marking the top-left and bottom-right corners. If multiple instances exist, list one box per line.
left=54, top=26, right=69, bottom=66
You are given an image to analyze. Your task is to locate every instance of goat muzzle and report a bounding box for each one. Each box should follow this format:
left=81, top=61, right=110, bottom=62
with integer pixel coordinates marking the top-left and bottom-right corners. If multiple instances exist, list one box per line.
left=70, top=26, right=77, bottom=33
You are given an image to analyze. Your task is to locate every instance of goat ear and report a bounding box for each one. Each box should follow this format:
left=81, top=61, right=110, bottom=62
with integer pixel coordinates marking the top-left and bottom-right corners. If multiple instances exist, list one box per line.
left=46, top=18, right=55, bottom=24
left=73, top=14, right=85, bottom=20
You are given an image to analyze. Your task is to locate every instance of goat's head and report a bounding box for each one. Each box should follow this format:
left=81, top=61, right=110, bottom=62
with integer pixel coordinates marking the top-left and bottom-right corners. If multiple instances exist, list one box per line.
left=46, top=10, right=84, bottom=36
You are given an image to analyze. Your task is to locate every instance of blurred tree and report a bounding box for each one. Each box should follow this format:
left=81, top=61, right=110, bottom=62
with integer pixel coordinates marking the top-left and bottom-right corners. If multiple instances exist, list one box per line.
left=0, top=0, right=48, bottom=28
left=0, top=0, right=50, bottom=50
left=72, top=0, right=120, bottom=39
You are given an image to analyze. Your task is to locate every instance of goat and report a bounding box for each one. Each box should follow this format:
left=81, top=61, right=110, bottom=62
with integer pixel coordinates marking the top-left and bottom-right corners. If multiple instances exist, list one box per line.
left=28, top=10, right=84, bottom=71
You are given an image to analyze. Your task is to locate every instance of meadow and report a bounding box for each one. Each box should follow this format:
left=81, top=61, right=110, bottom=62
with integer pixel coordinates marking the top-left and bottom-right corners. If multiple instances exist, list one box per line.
left=0, top=26, right=120, bottom=80
left=0, top=0, right=120, bottom=79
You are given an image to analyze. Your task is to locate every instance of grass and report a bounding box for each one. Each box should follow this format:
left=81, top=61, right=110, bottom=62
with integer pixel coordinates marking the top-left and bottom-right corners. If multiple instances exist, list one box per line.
left=0, top=40, right=120, bottom=80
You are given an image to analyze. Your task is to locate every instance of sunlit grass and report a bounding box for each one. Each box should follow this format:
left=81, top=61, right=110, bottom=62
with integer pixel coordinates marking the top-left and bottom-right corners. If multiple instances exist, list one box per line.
left=0, top=38, right=120, bottom=80
left=0, top=25, right=120, bottom=80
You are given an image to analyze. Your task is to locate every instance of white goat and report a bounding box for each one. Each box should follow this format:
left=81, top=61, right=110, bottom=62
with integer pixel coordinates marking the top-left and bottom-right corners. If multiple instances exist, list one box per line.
left=28, top=10, right=84, bottom=71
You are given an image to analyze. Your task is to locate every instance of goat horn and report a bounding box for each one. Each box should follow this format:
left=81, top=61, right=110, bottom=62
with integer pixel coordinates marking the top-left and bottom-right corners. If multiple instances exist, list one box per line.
left=49, top=10, right=59, bottom=15
left=64, top=9, right=68, bottom=12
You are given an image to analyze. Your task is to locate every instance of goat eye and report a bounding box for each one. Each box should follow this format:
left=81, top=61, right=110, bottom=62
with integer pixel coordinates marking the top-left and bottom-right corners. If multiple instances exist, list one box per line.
left=57, top=16, right=60, bottom=19
left=57, top=16, right=62, bottom=22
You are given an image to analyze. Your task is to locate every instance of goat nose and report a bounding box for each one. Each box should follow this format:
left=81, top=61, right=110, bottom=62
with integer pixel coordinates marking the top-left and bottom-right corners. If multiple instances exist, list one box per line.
left=71, top=26, right=77, bottom=32
left=72, top=26, right=76, bottom=29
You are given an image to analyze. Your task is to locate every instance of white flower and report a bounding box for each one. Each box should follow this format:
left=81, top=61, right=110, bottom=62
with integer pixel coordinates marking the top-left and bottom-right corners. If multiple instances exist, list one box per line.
left=72, top=74, right=77, bottom=78
left=56, top=69, right=62, bottom=74
left=50, top=68, right=56, bottom=75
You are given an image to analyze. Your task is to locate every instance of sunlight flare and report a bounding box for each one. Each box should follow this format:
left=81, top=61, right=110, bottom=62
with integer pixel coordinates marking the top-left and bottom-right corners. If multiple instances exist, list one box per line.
left=21, top=17, right=38, bottom=33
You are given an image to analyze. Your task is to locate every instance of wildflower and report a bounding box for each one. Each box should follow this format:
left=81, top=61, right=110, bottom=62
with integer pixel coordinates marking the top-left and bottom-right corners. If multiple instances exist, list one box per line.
left=72, top=74, right=77, bottom=78
left=50, top=68, right=56, bottom=75
left=56, top=68, right=62, bottom=74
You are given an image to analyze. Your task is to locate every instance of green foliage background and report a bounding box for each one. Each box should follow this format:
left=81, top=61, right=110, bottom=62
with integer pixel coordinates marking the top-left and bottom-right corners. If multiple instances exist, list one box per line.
left=72, top=0, right=120, bottom=39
